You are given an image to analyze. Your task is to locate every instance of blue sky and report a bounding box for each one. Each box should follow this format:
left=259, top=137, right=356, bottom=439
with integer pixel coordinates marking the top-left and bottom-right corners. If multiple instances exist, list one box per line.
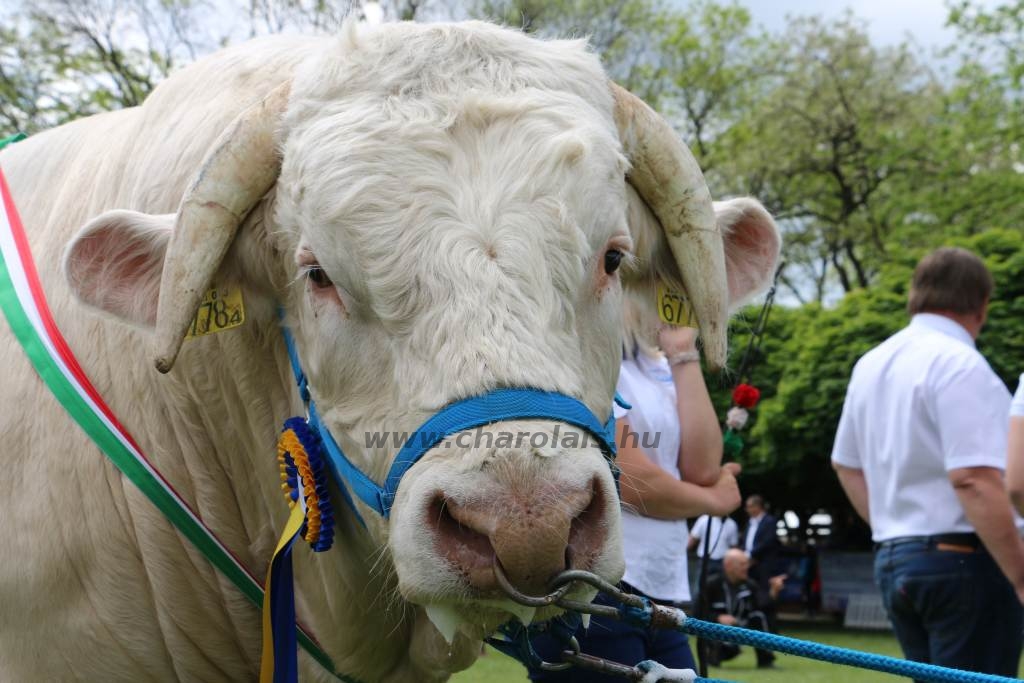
left=741, top=0, right=1002, bottom=48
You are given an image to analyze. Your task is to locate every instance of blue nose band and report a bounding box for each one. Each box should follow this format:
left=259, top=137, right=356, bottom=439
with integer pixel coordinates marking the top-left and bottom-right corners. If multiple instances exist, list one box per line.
left=281, top=325, right=626, bottom=523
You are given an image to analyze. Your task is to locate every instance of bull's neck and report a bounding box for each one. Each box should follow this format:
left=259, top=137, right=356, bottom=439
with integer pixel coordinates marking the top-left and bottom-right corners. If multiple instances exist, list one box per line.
left=155, top=317, right=416, bottom=680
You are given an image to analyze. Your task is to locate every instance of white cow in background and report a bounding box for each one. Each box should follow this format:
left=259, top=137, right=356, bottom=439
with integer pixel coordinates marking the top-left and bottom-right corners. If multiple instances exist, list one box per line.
left=0, top=20, right=780, bottom=682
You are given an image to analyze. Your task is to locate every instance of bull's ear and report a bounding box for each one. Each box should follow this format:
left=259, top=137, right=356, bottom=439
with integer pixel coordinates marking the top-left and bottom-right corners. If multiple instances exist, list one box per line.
left=63, top=210, right=173, bottom=327
left=714, top=197, right=781, bottom=311
left=623, top=189, right=780, bottom=340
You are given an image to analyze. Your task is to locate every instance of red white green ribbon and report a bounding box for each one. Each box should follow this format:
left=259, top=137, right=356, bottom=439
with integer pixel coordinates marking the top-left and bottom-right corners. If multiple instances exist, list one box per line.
left=0, top=165, right=344, bottom=680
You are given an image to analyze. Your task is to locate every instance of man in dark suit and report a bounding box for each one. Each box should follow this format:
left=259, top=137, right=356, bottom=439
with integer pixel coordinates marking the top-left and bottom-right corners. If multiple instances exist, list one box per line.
left=744, top=495, right=781, bottom=575
left=742, top=494, right=782, bottom=665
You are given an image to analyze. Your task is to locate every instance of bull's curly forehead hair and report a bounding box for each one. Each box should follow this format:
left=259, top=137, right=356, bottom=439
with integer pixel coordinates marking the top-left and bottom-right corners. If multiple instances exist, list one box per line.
left=907, top=247, right=993, bottom=316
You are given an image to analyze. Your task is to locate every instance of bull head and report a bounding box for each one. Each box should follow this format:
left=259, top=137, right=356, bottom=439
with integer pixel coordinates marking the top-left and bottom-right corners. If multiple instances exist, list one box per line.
left=148, top=82, right=730, bottom=374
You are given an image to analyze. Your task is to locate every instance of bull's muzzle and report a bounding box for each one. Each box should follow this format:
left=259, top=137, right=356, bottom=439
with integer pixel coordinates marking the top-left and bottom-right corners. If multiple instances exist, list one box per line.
left=428, top=475, right=609, bottom=596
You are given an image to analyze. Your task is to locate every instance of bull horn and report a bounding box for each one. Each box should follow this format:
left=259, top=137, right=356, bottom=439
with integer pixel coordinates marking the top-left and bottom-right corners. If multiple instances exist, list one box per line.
left=610, top=83, right=729, bottom=369
left=153, top=81, right=291, bottom=373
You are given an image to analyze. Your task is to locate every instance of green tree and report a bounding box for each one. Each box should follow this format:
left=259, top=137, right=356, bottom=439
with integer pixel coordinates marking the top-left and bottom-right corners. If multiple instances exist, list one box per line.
left=948, top=0, right=1024, bottom=88
left=466, top=1, right=769, bottom=171
left=0, top=23, right=74, bottom=134
left=713, top=14, right=941, bottom=303
left=648, top=1, right=767, bottom=173
left=1, top=0, right=216, bottom=134
left=0, top=0, right=388, bottom=137
left=467, top=0, right=667, bottom=89
left=921, top=1, right=1024, bottom=239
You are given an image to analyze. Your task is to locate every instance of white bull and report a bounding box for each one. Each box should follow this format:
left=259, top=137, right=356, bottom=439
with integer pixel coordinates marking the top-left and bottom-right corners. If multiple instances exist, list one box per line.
left=0, top=20, right=779, bottom=682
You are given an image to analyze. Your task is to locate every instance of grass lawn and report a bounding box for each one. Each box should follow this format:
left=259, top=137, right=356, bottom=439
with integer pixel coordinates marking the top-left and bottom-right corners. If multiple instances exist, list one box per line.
left=451, top=622, right=1022, bottom=682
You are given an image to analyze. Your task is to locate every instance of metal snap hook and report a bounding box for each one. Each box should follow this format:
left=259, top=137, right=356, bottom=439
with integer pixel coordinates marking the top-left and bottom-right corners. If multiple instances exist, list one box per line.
left=539, top=636, right=581, bottom=672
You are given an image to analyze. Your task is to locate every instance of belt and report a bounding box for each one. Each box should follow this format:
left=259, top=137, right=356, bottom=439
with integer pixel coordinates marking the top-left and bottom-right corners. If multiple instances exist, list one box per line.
left=876, top=532, right=982, bottom=552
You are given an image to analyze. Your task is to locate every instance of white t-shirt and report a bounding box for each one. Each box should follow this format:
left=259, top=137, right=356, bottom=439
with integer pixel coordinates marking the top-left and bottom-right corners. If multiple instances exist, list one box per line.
left=613, top=353, right=690, bottom=601
left=690, top=515, right=739, bottom=561
left=831, top=313, right=1011, bottom=542
left=1012, top=373, right=1024, bottom=417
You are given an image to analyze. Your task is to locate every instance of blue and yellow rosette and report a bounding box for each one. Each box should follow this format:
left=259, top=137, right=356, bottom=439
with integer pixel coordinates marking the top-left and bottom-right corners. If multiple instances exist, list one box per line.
left=261, top=417, right=335, bottom=683
left=278, top=418, right=335, bottom=552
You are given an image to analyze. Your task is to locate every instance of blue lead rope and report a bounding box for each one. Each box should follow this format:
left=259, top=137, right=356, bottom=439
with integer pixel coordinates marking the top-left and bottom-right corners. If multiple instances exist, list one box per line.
left=673, top=616, right=1019, bottom=683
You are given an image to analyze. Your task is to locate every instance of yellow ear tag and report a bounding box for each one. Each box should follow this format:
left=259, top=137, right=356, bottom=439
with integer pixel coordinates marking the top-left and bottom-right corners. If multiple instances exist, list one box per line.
left=185, top=286, right=246, bottom=339
left=656, top=282, right=698, bottom=328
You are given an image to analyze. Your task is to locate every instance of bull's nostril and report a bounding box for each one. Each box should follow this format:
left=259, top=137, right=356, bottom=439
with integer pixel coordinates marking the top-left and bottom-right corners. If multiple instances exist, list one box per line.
left=427, top=493, right=497, bottom=589
left=567, top=476, right=605, bottom=571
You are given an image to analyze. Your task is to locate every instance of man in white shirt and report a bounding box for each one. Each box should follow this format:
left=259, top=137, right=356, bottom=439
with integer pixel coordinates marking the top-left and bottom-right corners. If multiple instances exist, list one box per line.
left=689, top=514, right=739, bottom=573
left=831, top=247, right=1024, bottom=677
left=1006, top=375, right=1024, bottom=514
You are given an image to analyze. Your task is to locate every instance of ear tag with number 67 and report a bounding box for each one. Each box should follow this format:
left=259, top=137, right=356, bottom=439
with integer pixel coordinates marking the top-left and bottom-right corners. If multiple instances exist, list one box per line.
left=185, top=286, right=246, bottom=339
left=657, top=282, right=698, bottom=328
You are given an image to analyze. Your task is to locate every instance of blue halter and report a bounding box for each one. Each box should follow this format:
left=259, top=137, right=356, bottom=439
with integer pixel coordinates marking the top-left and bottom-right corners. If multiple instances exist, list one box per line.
left=281, top=326, right=625, bottom=522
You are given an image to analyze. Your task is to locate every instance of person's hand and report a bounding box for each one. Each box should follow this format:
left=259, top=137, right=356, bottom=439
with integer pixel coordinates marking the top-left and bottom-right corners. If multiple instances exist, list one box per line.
left=768, top=574, right=787, bottom=600
left=705, top=462, right=742, bottom=516
left=658, top=324, right=698, bottom=357
left=717, top=614, right=738, bottom=626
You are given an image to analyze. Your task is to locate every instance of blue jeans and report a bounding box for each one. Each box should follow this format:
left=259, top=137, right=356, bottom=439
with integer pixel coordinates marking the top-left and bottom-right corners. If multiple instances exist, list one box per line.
left=527, top=583, right=695, bottom=682
left=875, top=539, right=1023, bottom=680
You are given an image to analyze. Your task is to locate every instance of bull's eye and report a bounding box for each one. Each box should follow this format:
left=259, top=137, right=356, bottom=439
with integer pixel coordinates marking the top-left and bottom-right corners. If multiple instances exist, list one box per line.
left=604, top=249, right=623, bottom=275
left=306, top=266, right=333, bottom=289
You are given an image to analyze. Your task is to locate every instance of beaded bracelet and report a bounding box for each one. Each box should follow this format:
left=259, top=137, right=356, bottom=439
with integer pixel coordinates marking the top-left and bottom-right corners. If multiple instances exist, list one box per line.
left=666, top=349, right=701, bottom=366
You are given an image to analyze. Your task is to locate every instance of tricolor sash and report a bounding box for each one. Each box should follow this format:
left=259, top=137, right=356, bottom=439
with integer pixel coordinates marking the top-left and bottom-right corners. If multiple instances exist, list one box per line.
left=0, top=163, right=346, bottom=681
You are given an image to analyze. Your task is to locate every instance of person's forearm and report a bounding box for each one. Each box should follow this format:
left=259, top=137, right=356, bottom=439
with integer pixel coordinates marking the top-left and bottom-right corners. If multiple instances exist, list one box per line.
left=672, top=360, right=723, bottom=486
left=952, top=467, right=1024, bottom=594
left=620, top=460, right=738, bottom=520
left=834, top=463, right=870, bottom=524
left=1007, top=417, right=1024, bottom=515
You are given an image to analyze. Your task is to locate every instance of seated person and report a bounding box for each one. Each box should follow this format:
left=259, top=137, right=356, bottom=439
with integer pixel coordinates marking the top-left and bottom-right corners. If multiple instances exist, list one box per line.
left=703, top=548, right=784, bottom=668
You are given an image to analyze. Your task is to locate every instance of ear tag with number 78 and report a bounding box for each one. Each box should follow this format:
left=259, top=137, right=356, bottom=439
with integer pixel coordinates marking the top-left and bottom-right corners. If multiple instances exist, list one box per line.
left=657, top=282, right=698, bottom=328
left=185, top=286, right=246, bottom=339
